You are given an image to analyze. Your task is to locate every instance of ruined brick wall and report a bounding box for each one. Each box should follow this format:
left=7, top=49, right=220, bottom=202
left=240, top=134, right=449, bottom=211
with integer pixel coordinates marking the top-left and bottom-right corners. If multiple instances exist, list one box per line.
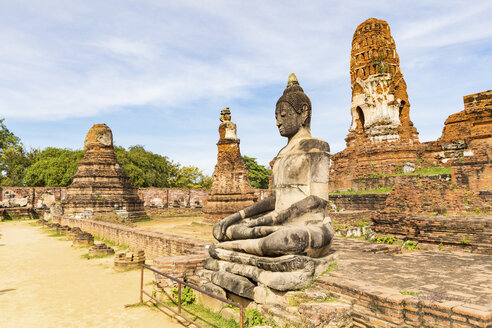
left=372, top=177, right=491, bottom=252
left=331, top=90, right=491, bottom=192
left=315, top=276, right=492, bottom=328
left=138, top=188, right=208, bottom=208
left=0, top=187, right=65, bottom=209
left=153, top=255, right=207, bottom=285
left=441, top=90, right=492, bottom=144
left=52, top=215, right=208, bottom=260
left=329, top=194, right=388, bottom=211
left=350, top=173, right=450, bottom=192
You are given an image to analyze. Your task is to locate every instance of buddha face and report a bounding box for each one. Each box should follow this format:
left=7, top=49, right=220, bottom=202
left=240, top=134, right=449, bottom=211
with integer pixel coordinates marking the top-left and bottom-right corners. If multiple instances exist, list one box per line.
left=275, top=102, right=306, bottom=138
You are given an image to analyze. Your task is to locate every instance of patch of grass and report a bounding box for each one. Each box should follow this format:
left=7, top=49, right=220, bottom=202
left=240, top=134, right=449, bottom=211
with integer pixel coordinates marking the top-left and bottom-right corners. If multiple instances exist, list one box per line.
left=191, top=221, right=205, bottom=226
left=399, top=290, right=419, bottom=297
left=157, top=213, right=202, bottom=218
left=355, top=218, right=371, bottom=228
left=131, top=218, right=152, bottom=223
left=47, top=231, right=65, bottom=237
left=1, top=217, right=36, bottom=222
left=93, top=236, right=129, bottom=250
left=321, top=262, right=339, bottom=275
left=244, top=309, right=270, bottom=327
left=154, top=300, right=241, bottom=328
left=403, top=240, right=418, bottom=250
left=391, top=166, right=451, bottom=177
left=376, top=236, right=395, bottom=245
left=461, top=236, right=469, bottom=244
left=330, top=187, right=392, bottom=195
left=439, top=242, right=444, bottom=251
left=288, top=292, right=338, bottom=307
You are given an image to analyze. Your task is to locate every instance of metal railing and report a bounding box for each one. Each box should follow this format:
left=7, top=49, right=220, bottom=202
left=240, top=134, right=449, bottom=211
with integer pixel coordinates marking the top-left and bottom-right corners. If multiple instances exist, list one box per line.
left=140, top=264, right=244, bottom=328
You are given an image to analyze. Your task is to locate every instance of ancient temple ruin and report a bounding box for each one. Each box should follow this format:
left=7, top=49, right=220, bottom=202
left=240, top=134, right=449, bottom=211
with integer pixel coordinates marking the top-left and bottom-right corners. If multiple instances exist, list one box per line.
left=198, top=74, right=335, bottom=301
left=203, top=108, right=256, bottom=223
left=331, top=18, right=421, bottom=190
left=348, top=18, right=418, bottom=144
left=63, top=124, right=146, bottom=220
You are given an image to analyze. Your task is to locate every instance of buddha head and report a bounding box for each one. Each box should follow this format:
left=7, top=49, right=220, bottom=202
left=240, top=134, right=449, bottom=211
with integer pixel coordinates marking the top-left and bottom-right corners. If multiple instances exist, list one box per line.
left=275, top=73, right=312, bottom=138
left=220, top=107, right=231, bottom=123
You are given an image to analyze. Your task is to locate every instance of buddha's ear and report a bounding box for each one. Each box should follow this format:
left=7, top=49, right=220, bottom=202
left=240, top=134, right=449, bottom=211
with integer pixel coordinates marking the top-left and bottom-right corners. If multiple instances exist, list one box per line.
left=301, top=104, right=309, bottom=126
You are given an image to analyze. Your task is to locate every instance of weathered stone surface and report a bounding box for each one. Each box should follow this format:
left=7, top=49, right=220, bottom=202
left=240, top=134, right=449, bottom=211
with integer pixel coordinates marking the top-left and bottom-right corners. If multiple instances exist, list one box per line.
left=201, top=269, right=255, bottom=299
left=204, top=108, right=256, bottom=223
left=199, top=74, right=334, bottom=298
left=63, top=124, right=146, bottom=220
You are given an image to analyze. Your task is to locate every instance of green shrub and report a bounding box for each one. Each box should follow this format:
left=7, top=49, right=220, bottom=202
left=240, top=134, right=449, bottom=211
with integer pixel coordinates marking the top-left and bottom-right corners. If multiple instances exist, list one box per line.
left=171, top=286, right=195, bottom=305
left=244, top=309, right=268, bottom=327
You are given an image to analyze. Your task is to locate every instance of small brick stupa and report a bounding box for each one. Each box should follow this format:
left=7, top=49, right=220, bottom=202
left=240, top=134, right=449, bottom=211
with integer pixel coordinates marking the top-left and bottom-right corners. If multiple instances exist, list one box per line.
left=204, top=108, right=256, bottom=223
left=331, top=18, right=421, bottom=190
left=63, top=124, right=146, bottom=220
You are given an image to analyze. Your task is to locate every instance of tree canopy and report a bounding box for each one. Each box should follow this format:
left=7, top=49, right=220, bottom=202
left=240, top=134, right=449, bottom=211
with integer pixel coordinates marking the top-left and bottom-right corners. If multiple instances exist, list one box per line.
left=243, top=155, right=271, bottom=189
left=23, top=147, right=85, bottom=187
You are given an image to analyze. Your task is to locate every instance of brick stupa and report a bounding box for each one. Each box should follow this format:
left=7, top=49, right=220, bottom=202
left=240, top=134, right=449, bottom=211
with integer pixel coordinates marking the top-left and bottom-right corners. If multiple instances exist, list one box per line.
left=330, top=18, right=421, bottom=190
left=204, top=108, right=256, bottom=223
left=63, top=124, right=146, bottom=220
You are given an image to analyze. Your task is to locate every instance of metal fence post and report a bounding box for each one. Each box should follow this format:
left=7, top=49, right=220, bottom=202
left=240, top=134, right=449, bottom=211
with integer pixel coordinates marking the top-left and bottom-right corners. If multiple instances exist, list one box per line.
left=178, top=282, right=182, bottom=314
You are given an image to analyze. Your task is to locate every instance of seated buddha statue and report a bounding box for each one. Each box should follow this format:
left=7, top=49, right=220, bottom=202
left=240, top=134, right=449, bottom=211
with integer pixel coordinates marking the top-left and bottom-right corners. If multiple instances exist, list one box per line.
left=202, top=74, right=334, bottom=296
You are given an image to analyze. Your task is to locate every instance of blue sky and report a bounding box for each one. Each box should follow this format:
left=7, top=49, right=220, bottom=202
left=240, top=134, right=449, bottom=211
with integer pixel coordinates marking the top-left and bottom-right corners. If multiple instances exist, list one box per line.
left=1, top=1, right=491, bottom=175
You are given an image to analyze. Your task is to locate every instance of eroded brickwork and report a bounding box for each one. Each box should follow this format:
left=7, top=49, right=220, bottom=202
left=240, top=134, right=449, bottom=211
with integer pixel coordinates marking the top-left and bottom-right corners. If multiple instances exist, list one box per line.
left=204, top=109, right=256, bottom=222
left=372, top=177, right=492, bottom=252
left=331, top=18, right=490, bottom=193
left=331, top=18, right=420, bottom=191
left=348, top=18, right=418, bottom=144
left=63, top=124, right=146, bottom=220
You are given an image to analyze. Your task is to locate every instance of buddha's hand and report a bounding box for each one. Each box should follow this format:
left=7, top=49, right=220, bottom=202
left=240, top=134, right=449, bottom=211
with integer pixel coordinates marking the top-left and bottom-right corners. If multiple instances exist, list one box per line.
left=212, top=212, right=242, bottom=241
left=246, top=212, right=277, bottom=227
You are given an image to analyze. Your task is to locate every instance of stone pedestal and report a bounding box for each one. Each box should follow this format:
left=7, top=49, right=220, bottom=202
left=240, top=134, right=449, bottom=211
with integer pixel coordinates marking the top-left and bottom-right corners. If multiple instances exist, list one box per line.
left=89, top=242, right=115, bottom=257
left=114, top=250, right=145, bottom=270
left=204, top=109, right=256, bottom=223
left=63, top=124, right=146, bottom=220
left=72, top=231, right=94, bottom=246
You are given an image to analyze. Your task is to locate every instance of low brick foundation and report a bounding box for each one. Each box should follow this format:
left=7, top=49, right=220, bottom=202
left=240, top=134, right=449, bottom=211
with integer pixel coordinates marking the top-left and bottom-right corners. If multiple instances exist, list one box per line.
left=329, top=194, right=389, bottom=211
left=52, top=215, right=208, bottom=260
left=373, top=214, right=492, bottom=254
left=154, top=255, right=207, bottom=286
left=315, top=275, right=492, bottom=328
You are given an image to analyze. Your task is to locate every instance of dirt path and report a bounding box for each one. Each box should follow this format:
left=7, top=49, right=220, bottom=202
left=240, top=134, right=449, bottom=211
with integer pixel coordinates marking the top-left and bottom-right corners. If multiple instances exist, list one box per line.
left=0, top=221, right=184, bottom=328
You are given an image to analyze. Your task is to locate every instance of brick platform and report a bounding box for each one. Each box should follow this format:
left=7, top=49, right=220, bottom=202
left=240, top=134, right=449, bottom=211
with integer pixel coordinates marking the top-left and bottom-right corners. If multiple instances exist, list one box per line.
left=314, top=237, right=492, bottom=327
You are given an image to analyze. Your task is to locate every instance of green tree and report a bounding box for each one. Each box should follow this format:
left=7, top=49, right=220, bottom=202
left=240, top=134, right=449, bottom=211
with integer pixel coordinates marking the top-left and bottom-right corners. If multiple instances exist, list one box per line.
left=114, top=145, right=181, bottom=188
left=175, top=166, right=213, bottom=189
left=242, top=155, right=271, bottom=189
left=23, top=147, right=85, bottom=187
left=115, top=145, right=212, bottom=189
left=0, top=119, right=33, bottom=186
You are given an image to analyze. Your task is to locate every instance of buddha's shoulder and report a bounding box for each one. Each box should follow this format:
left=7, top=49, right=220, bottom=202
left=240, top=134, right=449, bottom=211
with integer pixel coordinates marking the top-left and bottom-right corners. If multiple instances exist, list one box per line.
left=296, top=137, right=330, bottom=153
